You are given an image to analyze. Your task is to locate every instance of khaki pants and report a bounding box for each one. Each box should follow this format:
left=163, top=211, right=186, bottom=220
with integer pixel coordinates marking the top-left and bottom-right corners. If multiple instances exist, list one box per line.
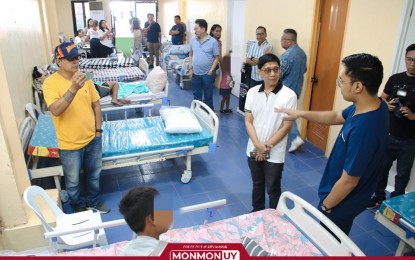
left=146, top=42, right=161, bottom=66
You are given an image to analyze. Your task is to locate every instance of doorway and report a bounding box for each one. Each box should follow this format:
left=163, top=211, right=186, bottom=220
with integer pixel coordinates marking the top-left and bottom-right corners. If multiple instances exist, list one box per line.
left=306, top=0, right=349, bottom=151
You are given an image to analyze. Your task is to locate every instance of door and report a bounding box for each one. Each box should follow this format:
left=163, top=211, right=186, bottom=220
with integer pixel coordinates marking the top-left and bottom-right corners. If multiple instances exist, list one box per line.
left=307, top=0, right=349, bottom=151
left=229, top=0, right=246, bottom=98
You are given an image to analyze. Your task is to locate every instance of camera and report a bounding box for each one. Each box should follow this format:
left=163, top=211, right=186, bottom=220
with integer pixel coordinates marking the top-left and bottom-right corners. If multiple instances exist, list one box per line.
left=393, top=89, right=407, bottom=119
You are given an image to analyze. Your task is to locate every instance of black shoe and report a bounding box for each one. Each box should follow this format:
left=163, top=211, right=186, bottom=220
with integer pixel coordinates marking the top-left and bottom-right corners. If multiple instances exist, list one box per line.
left=87, top=202, right=111, bottom=214
left=220, top=109, right=226, bottom=114
left=149, top=64, right=154, bottom=69
left=367, top=195, right=385, bottom=209
left=73, top=205, right=87, bottom=213
left=225, top=109, right=233, bottom=114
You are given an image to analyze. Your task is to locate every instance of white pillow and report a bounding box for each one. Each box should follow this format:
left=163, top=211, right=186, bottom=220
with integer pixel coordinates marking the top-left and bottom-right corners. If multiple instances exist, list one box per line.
left=159, top=106, right=202, bottom=134
left=145, top=66, right=167, bottom=93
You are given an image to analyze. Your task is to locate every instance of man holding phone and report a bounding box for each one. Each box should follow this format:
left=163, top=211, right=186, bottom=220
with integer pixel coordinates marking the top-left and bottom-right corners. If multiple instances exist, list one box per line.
left=43, top=42, right=110, bottom=214
left=245, top=53, right=297, bottom=212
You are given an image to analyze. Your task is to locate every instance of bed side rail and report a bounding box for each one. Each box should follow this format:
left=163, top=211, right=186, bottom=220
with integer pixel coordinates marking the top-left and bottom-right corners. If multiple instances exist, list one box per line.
left=190, top=100, right=219, bottom=143
left=277, top=191, right=365, bottom=256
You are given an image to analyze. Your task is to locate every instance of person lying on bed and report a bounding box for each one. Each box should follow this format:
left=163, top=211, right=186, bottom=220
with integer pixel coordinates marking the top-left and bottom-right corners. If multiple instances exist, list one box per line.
left=119, top=186, right=172, bottom=256
left=94, top=80, right=150, bottom=106
left=93, top=81, right=131, bottom=106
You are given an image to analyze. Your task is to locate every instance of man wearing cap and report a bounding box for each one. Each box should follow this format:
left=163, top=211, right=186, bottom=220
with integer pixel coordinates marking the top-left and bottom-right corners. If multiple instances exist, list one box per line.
left=43, top=42, right=110, bottom=214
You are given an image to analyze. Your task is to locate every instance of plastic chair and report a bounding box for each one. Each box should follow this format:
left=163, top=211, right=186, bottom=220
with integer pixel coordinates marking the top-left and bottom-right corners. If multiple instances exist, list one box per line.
left=277, top=191, right=365, bottom=256
left=19, top=117, right=35, bottom=151
left=23, top=185, right=108, bottom=251
left=25, top=103, right=43, bottom=122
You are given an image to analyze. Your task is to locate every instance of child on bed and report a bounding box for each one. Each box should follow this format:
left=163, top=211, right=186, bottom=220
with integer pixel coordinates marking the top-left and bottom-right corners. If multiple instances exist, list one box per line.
left=119, top=186, right=172, bottom=256
left=219, top=53, right=235, bottom=114
left=93, top=81, right=131, bottom=106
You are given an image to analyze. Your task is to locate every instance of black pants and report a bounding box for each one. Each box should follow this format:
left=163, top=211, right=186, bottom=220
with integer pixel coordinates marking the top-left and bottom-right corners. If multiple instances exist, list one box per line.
left=90, top=38, right=101, bottom=58
left=100, top=45, right=113, bottom=58
left=247, top=157, right=283, bottom=211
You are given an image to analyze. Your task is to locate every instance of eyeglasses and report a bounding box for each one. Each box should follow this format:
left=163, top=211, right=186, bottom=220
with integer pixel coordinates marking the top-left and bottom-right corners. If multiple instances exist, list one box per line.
left=406, top=57, right=415, bottom=64
left=281, top=38, right=293, bottom=41
left=336, top=77, right=354, bottom=88
left=262, top=67, right=280, bottom=75
left=63, top=56, right=81, bottom=62
left=256, top=33, right=265, bottom=36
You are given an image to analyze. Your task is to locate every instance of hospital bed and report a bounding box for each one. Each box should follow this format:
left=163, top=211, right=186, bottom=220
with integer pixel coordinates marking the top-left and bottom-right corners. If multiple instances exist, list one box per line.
left=97, top=59, right=168, bottom=110
left=40, top=192, right=364, bottom=256
left=160, top=44, right=191, bottom=88
left=375, top=192, right=415, bottom=256
left=79, top=58, right=148, bottom=82
left=27, top=100, right=219, bottom=184
left=78, top=57, right=135, bottom=69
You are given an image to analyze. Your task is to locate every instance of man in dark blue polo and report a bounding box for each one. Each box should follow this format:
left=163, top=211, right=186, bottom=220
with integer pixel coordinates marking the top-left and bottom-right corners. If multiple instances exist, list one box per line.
left=143, top=13, right=161, bottom=69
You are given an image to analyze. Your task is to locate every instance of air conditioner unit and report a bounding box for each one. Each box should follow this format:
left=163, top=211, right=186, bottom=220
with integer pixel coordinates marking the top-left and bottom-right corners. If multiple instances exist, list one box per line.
left=89, top=2, right=104, bottom=22
left=89, top=1, right=103, bottom=11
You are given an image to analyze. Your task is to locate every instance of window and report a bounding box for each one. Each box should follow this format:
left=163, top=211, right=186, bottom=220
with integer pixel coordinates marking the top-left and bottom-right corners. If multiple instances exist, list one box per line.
left=110, top=0, right=158, bottom=37
left=71, top=1, right=90, bottom=34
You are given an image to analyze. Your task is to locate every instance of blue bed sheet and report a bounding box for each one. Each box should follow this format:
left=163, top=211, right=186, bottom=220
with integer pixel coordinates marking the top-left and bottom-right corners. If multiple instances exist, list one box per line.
left=102, top=116, right=213, bottom=158
left=379, top=192, right=415, bottom=228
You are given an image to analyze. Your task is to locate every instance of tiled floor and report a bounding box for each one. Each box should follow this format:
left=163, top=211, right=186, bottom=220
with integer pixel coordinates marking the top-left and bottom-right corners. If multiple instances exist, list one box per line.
left=67, top=72, right=411, bottom=256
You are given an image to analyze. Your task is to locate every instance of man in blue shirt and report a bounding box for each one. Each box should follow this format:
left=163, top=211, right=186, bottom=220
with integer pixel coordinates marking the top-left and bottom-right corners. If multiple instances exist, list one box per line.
left=279, top=29, right=308, bottom=153
left=143, top=13, right=161, bottom=69
left=188, top=19, right=220, bottom=110
left=276, top=53, right=389, bottom=234
left=169, top=15, right=185, bottom=45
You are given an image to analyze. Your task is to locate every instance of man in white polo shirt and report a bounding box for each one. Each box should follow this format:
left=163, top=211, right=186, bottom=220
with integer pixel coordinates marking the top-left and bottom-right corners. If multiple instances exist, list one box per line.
left=245, top=53, right=297, bottom=211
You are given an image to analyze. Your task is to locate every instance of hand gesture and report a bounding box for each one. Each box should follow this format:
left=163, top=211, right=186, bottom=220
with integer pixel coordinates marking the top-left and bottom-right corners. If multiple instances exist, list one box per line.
left=71, top=71, right=87, bottom=91
left=386, top=99, right=397, bottom=111
left=274, top=108, right=299, bottom=121
left=401, top=106, right=415, bottom=120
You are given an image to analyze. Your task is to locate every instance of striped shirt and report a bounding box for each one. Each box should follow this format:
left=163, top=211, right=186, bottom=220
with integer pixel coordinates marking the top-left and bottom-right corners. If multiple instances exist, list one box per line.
left=246, top=40, right=273, bottom=81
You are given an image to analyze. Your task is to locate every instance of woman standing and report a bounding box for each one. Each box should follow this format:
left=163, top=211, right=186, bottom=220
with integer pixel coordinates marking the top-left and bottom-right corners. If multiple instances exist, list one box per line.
left=210, top=24, right=222, bottom=57
left=131, top=18, right=143, bottom=64
left=87, top=20, right=101, bottom=58
left=210, top=24, right=223, bottom=89
left=99, top=19, right=115, bottom=58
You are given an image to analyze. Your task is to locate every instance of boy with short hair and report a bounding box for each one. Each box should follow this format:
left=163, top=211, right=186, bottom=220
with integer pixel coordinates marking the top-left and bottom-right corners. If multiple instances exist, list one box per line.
left=119, top=186, right=172, bottom=256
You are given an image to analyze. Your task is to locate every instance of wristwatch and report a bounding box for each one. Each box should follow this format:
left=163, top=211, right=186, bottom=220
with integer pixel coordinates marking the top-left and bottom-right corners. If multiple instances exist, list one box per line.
left=96, top=129, right=103, bottom=133
left=321, top=203, right=332, bottom=213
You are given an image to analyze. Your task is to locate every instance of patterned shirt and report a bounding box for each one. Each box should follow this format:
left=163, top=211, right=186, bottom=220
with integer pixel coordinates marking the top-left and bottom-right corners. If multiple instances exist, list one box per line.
left=246, top=40, right=273, bottom=81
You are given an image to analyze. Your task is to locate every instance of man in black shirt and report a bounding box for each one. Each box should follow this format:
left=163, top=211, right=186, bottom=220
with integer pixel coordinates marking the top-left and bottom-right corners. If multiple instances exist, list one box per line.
left=368, top=43, right=415, bottom=208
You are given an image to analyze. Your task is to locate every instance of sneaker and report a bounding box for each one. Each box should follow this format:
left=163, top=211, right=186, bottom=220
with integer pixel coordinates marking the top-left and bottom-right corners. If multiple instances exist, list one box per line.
left=225, top=109, right=233, bottom=114
left=73, top=205, right=87, bottom=213
left=87, top=202, right=111, bottom=214
left=220, top=109, right=226, bottom=114
left=288, top=136, right=304, bottom=153
left=366, top=195, right=385, bottom=209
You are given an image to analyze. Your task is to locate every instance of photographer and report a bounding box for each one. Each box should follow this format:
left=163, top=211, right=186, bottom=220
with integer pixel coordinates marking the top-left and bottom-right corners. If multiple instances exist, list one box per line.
left=367, top=43, right=415, bottom=208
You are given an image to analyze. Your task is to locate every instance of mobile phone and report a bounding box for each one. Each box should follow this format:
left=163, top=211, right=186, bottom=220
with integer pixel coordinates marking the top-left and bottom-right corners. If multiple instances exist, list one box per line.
left=250, top=151, right=270, bottom=159
left=85, top=71, right=94, bottom=80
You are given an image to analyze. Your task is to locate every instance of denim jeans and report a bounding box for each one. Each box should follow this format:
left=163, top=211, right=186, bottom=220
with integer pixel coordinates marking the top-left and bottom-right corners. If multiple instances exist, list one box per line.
left=375, top=135, right=415, bottom=197
left=247, top=157, right=283, bottom=211
left=192, top=74, right=215, bottom=110
left=59, top=136, right=102, bottom=208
